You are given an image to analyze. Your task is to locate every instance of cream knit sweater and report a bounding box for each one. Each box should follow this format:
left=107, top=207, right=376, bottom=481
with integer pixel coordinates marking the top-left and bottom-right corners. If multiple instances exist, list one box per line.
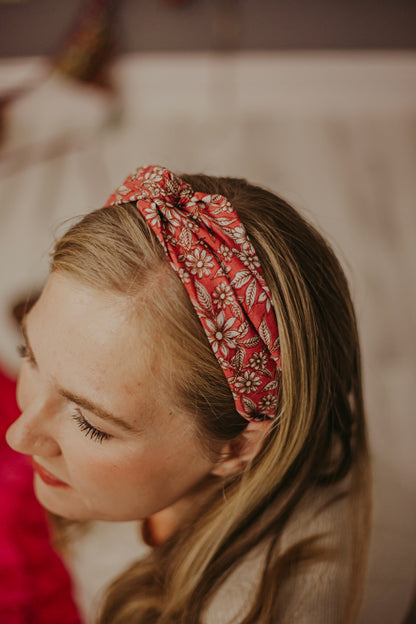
left=202, top=481, right=352, bottom=624
left=67, top=479, right=353, bottom=624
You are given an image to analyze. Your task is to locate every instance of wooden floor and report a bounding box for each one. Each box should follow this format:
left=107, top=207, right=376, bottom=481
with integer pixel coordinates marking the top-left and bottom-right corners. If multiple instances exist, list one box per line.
left=0, top=52, right=415, bottom=623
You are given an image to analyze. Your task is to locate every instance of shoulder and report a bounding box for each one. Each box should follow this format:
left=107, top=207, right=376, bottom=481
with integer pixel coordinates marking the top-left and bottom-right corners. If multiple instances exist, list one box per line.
left=202, top=479, right=352, bottom=624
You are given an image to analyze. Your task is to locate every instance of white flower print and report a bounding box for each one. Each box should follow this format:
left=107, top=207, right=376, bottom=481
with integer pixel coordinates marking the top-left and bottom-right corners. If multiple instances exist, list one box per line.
left=236, top=242, right=261, bottom=271
left=185, top=248, right=215, bottom=278
left=260, top=394, right=278, bottom=411
left=218, top=244, right=233, bottom=261
left=154, top=199, right=182, bottom=227
left=188, top=195, right=235, bottom=230
left=116, top=184, right=132, bottom=196
left=234, top=371, right=261, bottom=394
left=182, top=217, right=200, bottom=233
left=113, top=187, right=142, bottom=203
left=248, top=351, right=268, bottom=371
left=215, top=197, right=233, bottom=213
left=141, top=181, right=163, bottom=197
left=177, top=267, right=191, bottom=283
left=142, top=168, right=164, bottom=184
left=205, top=312, right=239, bottom=356
left=212, top=283, right=234, bottom=309
left=217, top=261, right=232, bottom=278
left=228, top=225, right=249, bottom=246
left=142, top=202, right=160, bottom=227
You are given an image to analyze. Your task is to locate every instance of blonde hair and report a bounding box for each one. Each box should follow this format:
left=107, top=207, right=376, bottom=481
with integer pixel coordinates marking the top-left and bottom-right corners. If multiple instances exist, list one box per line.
left=51, top=174, right=371, bottom=623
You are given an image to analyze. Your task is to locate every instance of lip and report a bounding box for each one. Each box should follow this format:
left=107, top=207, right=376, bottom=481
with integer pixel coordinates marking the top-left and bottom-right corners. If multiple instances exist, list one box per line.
left=32, top=460, right=70, bottom=488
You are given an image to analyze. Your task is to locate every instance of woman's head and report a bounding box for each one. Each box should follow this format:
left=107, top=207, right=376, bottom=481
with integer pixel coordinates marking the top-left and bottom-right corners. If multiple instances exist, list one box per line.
left=6, top=166, right=370, bottom=623
left=7, top=166, right=364, bottom=522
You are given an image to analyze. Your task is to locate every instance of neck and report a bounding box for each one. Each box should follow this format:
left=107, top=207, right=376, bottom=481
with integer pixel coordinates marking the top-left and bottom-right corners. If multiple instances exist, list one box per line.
left=142, top=477, right=219, bottom=546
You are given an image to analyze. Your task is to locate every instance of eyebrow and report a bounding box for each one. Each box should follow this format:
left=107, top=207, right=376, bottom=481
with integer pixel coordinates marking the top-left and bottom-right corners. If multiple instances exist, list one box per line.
left=21, top=315, right=140, bottom=434
left=56, top=386, right=140, bottom=433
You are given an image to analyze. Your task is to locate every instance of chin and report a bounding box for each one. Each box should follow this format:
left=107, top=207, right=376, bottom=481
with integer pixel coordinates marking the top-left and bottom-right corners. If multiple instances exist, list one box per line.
left=33, top=480, right=146, bottom=522
left=33, top=480, right=89, bottom=521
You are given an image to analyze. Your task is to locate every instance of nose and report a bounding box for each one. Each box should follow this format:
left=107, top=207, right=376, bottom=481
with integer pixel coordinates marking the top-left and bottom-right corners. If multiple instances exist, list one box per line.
left=6, top=402, right=61, bottom=458
left=6, top=362, right=62, bottom=458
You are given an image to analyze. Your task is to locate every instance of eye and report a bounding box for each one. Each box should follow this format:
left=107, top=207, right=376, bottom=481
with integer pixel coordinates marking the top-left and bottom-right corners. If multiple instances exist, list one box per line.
left=17, top=343, right=27, bottom=358
left=17, top=343, right=35, bottom=365
left=72, top=408, right=112, bottom=444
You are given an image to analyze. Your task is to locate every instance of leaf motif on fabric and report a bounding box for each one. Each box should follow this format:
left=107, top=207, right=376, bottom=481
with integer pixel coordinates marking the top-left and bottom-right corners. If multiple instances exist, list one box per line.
left=242, top=396, right=257, bottom=414
left=221, top=226, right=237, bottom=239
left=213, top=217, right=237, bottom=227
left=165, top=177, right=180, bottom=197
left=259, top=318, right=272, bottom=348
left=211, top=204, right=227, bottom=215
left=178, top=228, right=193, bottom=250
left=231, top=346, right=245, bottom=373
left=195, top=282, right=214, bottom=314
left=258, top=290, right=267, bottom=303
left=195, top=304, right=208, bottom=319
left=271, top=337, right=281, bottom=355
left=241, top=336, right=261, bottom=347
left=264, top=380, right=279, bottom=391
left=167, top=222, right=177, bottom=238
left=238, top=321, right=249, bottom=339
left=260, top=367, right=272, bottom=378
left=245, top=279, right=257, bottom=311
left=231, top=270, right=252, bottom=289
left=231, top=301, right=244, bottom=320
left=211, top=194, right=225, bottom=203
left=228, top=225, right=248, bottom=245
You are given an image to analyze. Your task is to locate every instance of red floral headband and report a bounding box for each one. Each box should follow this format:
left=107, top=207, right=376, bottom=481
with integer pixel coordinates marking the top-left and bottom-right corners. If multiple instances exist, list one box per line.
left=104, top=165, right=281, bottom=421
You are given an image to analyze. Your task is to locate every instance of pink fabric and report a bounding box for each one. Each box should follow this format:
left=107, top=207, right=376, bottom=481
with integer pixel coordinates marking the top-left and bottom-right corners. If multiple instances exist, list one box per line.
left=0, top=368, right=81, bottom=624
left=105, top=165, right=281, bottom=420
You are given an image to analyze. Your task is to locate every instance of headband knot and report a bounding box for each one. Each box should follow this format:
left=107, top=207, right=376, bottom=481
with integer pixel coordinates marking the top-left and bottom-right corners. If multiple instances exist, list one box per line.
left=105, top=165, right=281, bottom=422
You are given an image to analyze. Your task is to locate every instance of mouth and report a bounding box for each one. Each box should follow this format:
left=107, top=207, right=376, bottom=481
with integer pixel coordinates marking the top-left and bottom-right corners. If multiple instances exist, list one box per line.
left=32, top=460, right=70, bottom=489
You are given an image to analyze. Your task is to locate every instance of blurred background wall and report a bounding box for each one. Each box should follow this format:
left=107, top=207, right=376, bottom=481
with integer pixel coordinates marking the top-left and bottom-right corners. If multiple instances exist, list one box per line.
left=0, top=1, right=415, bottom=623
left=1, top=0, right=416, bottom=54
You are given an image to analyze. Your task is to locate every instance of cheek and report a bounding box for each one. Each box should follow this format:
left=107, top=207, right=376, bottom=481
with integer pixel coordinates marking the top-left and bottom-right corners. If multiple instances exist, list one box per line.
left=67, top=443, right=183, bottom=505
left=67, top=445, right=167, bottom=517
left=64, top=442, right=153, bottom=493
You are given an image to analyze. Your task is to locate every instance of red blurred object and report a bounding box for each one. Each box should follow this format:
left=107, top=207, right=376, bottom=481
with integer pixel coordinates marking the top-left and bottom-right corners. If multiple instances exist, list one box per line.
left=0, top=368, right=81, bottom=624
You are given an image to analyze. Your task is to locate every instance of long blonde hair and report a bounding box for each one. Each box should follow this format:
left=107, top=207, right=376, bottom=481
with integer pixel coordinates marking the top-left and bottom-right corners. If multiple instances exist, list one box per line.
left=51, top=174, right=371, bottom=623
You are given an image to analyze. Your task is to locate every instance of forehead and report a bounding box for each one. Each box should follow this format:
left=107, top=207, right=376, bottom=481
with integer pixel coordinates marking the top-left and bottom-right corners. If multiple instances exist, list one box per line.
left=28, top=273, right=168, bottom=427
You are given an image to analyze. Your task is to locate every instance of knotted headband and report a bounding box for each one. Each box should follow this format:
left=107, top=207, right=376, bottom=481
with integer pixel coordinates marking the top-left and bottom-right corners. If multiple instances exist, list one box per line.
left=104, top=165, right=281, bottom=421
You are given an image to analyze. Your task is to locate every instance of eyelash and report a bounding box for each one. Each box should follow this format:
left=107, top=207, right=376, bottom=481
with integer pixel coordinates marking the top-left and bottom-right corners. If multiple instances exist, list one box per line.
left=17, top=343, right=34, bottom=364
left=72, top=409, right=112, bottom=444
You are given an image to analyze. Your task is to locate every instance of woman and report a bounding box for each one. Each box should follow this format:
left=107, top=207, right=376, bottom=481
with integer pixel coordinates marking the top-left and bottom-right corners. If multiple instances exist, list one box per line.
left=6, top=165, right=371, bottom=623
